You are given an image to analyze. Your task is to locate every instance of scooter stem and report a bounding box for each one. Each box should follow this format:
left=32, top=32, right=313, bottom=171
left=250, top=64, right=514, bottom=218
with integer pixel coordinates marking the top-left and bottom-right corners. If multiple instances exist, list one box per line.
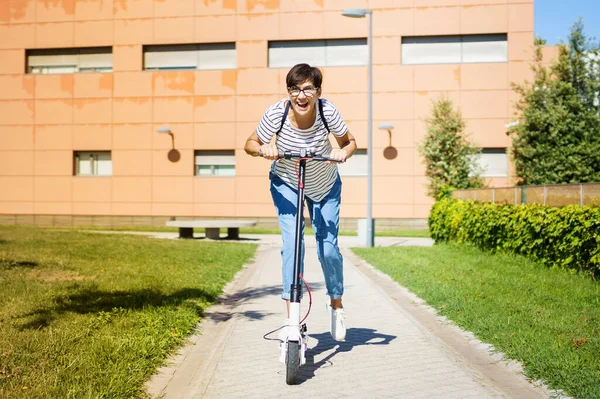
left=289, top=302, right=301, bottom=328
left=290, top=158, right=306, bottom=304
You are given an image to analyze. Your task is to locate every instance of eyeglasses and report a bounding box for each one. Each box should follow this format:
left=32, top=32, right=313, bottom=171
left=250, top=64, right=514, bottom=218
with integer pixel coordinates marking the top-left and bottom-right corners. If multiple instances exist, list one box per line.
left=287, top=86, right=318, bottom=97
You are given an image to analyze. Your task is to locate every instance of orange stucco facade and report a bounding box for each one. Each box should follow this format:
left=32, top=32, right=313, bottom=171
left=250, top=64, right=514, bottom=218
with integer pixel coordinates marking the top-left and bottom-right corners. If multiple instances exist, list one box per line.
left=0, top=0, right=535, bottom=227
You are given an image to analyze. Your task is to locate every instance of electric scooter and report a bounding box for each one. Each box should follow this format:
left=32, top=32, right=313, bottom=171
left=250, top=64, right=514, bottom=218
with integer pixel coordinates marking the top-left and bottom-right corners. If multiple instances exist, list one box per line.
left=263, top=149, right=339, bottom=385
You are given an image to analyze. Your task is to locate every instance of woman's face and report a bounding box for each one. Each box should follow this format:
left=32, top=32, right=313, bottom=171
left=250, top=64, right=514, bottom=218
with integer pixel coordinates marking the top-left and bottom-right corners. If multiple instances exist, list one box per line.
left=287, top=80, right=320, bottom=117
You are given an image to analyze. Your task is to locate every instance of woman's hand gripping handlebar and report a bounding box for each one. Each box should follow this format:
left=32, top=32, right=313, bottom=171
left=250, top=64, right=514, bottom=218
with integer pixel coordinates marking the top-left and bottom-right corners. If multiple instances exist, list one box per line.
left=258, top=142, right=279, bottom=160
left=259, top=148, right=345, bottom=163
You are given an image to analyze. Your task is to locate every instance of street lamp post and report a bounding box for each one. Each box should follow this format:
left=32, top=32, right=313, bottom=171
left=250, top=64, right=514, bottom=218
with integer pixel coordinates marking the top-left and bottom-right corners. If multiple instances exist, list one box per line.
left=342, top=8, right=374, bottom=247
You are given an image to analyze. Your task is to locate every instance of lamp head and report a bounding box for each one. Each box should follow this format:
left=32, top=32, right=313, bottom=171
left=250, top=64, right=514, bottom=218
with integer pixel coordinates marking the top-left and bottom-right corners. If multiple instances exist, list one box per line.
left=157, top=126, right=171, bottom=134
left=341, top=8, right=371, bottom=18
left=378, top=123, right=394, bottom=130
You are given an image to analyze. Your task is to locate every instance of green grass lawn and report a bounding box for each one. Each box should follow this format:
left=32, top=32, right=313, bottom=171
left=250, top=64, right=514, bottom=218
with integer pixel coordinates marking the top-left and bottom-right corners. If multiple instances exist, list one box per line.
left=374, top=229, right=431, bottom=238
left=67, top=225, right=283, bottom=235
left=0, top=225, right=256, bottom=399
left=353, top=243, right=600, bottom=399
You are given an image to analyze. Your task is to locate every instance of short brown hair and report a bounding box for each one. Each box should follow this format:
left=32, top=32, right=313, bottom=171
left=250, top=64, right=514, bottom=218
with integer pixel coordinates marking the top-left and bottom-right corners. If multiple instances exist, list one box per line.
left=286, top=63, right=323, bottom=88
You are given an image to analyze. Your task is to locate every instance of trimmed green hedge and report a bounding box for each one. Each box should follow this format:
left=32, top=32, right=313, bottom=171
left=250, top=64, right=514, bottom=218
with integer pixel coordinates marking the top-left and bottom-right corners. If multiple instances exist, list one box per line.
left=429, top=198, right=600, bottom=278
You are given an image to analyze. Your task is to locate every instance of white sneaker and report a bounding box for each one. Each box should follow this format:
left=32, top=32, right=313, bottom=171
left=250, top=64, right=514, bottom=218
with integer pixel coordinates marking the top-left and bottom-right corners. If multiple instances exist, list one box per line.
left=327, top=303, right=346, bottom=341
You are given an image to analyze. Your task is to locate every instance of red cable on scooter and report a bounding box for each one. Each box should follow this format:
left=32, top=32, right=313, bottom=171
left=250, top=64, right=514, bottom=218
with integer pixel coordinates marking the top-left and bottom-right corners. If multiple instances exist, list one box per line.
left=299, top=273, right=312, bottom=324
left=294, top=158, right=310, bottom=189
left=262, top=274, right=312, bottom=342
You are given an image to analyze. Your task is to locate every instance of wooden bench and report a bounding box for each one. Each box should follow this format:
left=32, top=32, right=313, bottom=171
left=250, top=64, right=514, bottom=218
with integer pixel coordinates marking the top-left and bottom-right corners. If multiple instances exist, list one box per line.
left=166, top=220, right=257, bottom=239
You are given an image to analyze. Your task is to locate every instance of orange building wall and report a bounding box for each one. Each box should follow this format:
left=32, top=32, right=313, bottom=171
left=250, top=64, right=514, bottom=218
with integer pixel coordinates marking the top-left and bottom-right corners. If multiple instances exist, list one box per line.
left=0, top=0, right=535, bottom=222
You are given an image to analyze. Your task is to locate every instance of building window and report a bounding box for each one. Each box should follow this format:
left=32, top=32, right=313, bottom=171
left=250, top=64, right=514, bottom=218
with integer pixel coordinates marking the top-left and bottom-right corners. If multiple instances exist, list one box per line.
left=338, top=149, right=367, bottom=177
left=476, top=148, right=508, bottom=177
left=74, top=151, right=112, bottom=176
left=268, top=39, right=368, bottom=68
left=195, top=150, right=235, bottom=176
left=402, top=34, right=507, bottom=65
left=27, top=47, right=113, bottom=74
left=144, top=43, right=236, bottom=71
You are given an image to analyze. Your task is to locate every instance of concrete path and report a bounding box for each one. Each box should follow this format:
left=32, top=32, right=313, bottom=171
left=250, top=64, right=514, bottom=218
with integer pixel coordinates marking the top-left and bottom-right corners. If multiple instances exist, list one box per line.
left=144, top=234, right=550, bottom=399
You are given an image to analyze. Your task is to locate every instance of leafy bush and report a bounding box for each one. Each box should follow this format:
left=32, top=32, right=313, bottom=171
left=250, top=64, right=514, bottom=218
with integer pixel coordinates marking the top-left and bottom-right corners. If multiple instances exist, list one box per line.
left=429, top=198, right=600, bottom=277
left=418, top=97, right=484, bottom=198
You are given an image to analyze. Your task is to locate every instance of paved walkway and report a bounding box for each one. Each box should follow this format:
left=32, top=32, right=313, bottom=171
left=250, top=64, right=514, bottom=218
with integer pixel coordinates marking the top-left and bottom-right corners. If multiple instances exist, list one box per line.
left=144, top=233, right=550, bottom=399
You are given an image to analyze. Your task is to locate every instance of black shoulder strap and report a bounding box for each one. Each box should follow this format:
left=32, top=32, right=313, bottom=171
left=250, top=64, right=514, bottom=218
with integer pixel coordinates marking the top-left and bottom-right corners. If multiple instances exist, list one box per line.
left=276, top=101, right=291, bottom=135
left=318, top=98, right=330, bottom=133
left=277, top=99, right=330, bottom=134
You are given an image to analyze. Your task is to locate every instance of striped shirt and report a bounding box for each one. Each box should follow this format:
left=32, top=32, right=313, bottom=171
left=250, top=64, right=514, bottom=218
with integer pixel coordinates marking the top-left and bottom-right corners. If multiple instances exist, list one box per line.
left=256, top=98, right=348, bottom=202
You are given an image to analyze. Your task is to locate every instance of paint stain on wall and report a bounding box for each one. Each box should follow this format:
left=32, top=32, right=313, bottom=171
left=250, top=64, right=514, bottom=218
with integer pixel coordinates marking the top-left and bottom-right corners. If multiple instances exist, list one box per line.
left=0, top=3, right=9, bottom=23
left=113, top=0, right=127, bottom=12
left=60, top=75, right=74, bottom=95
left=137, top=97, right=151, bottom=105
left=453, top=67, right=461, bottom=86
left=73, top=0, right=112, bottom=13
left=199, top=96, right=228, bottom=107
left=120, top=97, right=151, bottom=106
left=246, top=0, right=279, bottom=12
left=98, top=74, right=113, bottom=92
left=202, top=0, right=237, bottom=11
left=221, top=70, right=237, bottom=91
left=59, top=99, right=73, bottom=110
left=0, top=2, right=31, bottom=23
left=22, top=76, right=35, bottom=96
left=25, top=100, right=34, bottom=114
left=153, top=72, right=195, bottom=95
left=416, top=91, right=428, bottom=96
left=40, top=0, right=75, bottom=15
left=99, top=0, right=110, bottom=13
left=194, top=96, right=208, bottom=107
left=312, top=0, right=323, bottom=8
left=162, top=96, right=193, bottom=105
left=222, top=0, right=236, bottom=11
left=74, top=98, right=105, bottom=109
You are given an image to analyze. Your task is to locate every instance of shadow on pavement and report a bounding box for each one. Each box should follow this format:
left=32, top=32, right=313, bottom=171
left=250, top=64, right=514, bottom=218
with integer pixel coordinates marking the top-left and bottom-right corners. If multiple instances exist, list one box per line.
left=297, top=328, right=397, bottom=384
left=204, top=283, right=325, bottom=323
left=223, top=285, right=282, bottom=305
left=203, top=309, right=277, bottom=322
left=221, top=283, right=325, bottom=306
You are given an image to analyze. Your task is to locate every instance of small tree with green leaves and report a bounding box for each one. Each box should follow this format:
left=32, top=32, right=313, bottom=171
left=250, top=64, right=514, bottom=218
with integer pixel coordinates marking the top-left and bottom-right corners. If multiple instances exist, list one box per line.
left=419, top=96, right=485, bottom=198
left=508, top=19, right=600, bottom=185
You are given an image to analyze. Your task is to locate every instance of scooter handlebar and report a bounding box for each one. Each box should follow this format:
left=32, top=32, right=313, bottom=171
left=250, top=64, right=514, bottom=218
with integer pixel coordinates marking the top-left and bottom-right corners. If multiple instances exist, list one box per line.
left=276, top=150, right=340, bottom=162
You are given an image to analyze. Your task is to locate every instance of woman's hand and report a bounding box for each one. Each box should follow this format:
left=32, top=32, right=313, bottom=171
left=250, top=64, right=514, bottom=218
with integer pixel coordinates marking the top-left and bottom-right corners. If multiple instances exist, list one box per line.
left=327, top=149, right=348, bottom=163
left=259, top=142, right=279, bottom=160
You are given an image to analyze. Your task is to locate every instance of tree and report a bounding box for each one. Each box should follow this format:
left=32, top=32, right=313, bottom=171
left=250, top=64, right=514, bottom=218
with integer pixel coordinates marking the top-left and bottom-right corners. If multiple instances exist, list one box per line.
left=419, top=96, right=485, bottom=198
left=508, top=19, right=600, bottom=185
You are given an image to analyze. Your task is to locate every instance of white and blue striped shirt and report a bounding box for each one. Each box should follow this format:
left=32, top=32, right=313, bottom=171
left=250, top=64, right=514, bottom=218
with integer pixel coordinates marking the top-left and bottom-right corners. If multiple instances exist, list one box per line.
left=256, top=98, right=348, bottom=202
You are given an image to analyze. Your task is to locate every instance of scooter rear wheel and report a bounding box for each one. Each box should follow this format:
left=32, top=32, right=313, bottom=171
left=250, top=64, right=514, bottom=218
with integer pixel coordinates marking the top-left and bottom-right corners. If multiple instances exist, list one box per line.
left=285, top=341, right=300, bottom=385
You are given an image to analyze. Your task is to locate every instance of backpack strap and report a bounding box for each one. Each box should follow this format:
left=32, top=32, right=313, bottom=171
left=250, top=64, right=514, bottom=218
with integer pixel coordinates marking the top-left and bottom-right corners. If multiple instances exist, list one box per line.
left=276, top=99, right=330, bottom=134
left=276, top=100, right=291, bottom=135
left=318, top=98, right=330, bottom=133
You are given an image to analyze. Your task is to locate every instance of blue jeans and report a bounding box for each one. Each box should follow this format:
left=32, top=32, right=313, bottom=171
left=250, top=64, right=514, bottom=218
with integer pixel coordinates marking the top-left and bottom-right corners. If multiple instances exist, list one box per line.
left=269, top=171, right=344, bottom=300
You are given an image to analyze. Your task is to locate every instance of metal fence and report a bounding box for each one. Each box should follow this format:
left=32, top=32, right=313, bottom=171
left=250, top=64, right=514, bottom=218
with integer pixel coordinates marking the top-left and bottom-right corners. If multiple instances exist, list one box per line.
left=452, top=183, right=600, bottom=207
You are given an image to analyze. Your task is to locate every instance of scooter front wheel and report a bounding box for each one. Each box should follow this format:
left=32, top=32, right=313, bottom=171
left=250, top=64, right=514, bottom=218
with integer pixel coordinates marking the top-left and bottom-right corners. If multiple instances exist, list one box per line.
left=285, top=341, right=301, bottom=385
